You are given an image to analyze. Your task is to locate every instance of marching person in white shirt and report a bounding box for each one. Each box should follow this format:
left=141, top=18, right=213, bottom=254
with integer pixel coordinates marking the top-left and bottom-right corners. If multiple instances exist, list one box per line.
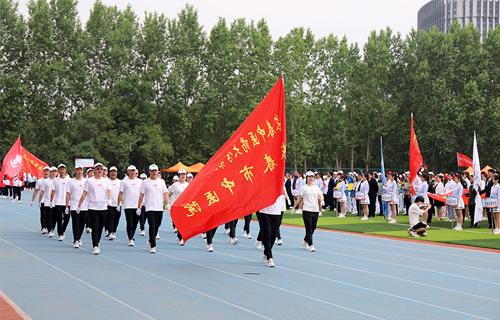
left=66, top=164, right=88, bottom=248
left=12, top=174, right=22, bottom=203
left=50, top=164, right=71, bottom=241
left=168, top=169, right=189, bottom=246
left=32, top=166, right=50, bottom=233
left=137, top=164, right=170, bottom=253
left=104, top=166, right=121, bottom=240
left=77, top=163, right=112, bottom=255
left=117, top=165, right=142, bottom=246
left=84, top=168, right=94, bottom=234
left=39, top=167, right=57, bottom=237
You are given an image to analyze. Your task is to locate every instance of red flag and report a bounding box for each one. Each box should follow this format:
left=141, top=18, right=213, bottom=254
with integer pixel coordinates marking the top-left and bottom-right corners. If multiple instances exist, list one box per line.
left=22, top=147, right=48, bottom=179
left=409, top=114, right=423, bottom=195
left=171, top=77, right=286, bottom=241
left=0, top=136, right=22, bottom=180
left=457, top=152, right=473, bottom=168
left=427, top=191, right=453, bottom=202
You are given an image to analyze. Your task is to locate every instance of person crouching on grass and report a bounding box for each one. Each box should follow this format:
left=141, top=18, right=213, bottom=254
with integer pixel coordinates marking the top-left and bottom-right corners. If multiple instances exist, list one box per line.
left=407, top=196, right=432, bottom=238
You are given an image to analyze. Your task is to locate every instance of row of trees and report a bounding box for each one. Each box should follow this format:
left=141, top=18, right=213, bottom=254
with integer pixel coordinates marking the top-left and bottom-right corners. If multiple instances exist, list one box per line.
left=1, top=0, right=500, bottom=173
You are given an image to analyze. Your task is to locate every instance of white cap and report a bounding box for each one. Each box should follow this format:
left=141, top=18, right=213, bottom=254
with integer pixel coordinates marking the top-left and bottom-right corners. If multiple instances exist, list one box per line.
left=140, top=173, right=147, bottom=178
left=87, top=168, right=94, bottom=173
left=429, top=171, right=434, bottom=175
left=173, top=175, right=179, bottom=181
left=58, top=163, right=66, bottom=168
left=305, top=171, right=314, bottom=177
left=109, top=166, right=117, bottom=171
left=102, top=166, right=107, bottom=171
left=333, top=171, right=338, bottom=174
left=338, top=170, right=344, bottom=174
left=75, top=164, right=84, bottom=169
left=94, top=162, right=104, bottom=168
left=43, top=166, right=50, bottom=171
left=50, top=166, right=57, bottom=171
left=187, top=173, right=193, bottom=178
left=405, top=171, right=410, bottom=174
left=127, top=165, right=137, bottom=171
left=149, top=164, right=159, bottom=171
left=178, top=168, right=187, bottom=174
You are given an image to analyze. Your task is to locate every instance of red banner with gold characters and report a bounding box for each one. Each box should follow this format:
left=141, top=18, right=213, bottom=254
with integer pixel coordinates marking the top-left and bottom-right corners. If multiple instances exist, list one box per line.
left=22, top=147, right=48, bottom=179
left=171, top=77, right=286, bottom=241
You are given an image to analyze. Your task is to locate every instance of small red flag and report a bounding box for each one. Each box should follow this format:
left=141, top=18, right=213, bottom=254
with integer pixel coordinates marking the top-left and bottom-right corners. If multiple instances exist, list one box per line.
left=22, top=147, right=48, bottom=179
left=171, top=77, right=286, bottom=241
left=0, top=136, right=22, bottom=180
left=409, top=114, right=423, bottom=195
left=457, top=152, right=473, bottom=168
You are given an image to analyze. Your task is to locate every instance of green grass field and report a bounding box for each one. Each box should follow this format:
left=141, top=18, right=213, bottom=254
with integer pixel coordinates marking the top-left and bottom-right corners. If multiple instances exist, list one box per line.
left=280, top=210, right=500, bottom=250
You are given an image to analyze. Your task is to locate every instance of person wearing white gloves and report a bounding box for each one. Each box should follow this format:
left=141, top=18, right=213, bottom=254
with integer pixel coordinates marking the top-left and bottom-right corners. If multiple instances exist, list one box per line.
left=50, top=164, right=71, bottom=241
left=66, top=164, right=88, bottom=248
left=117, top=166, right=143, bottom=246
left=137, top=164, right=170, bottom=253
left=296, top=171, right=324, bottom=252
left=39, top=167, right=57, bottom=237
left=104, top=166, right=121, bottom=240
left=77, top=163, right=112, bottom=255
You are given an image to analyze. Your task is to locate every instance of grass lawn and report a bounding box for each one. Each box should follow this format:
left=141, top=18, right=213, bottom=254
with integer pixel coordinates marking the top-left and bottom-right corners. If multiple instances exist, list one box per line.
left=280, top=210, right=500, bottom=250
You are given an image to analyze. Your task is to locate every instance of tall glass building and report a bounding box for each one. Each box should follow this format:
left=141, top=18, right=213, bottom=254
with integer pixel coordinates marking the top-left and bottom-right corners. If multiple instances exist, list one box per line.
left=418, top=0, right=500, bottom=41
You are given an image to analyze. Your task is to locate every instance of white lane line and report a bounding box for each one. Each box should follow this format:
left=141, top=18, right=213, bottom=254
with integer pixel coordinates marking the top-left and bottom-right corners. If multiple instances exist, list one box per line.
left=0, top=290, right=32, bottom=320
left=0, top=218, right=273, bottom=320
left=0, top=237, right=156, bottom=320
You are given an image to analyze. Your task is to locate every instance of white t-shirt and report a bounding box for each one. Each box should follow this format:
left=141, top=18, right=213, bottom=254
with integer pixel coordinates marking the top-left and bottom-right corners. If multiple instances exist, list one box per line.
left=83, top=177, right=111, bottom=210
left=109, top=179, right=121, bottom=206
left=119, top=178, right=142, bottom=209
left=35, top=178, right=45, bottom=203
left=42, top=178, right=54, bottom=204
left=299, top=184, right=322, bottom=212
left=260, top=195, right=283, bottom=215
left=4, top=179, right=10, bottom=186
left=67, top=178, right=88, bottom=211
left=409, top=203, right=424, bottom=228
left=140, top=178, right=168, bottom=212
left=169, top=181, right=189, bottom=205
left=51, top=175, right=71, bottom=206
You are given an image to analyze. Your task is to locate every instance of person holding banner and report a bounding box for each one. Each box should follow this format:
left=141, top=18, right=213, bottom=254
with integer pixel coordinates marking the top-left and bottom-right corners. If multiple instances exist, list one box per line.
left=298, top=171, right=324, bottom=252
left=490, top=175, right=500, bottom=234
left=66, top=164, right=88, bottom=248
left=467, top=175, right=479, bottom=228
left=260, top=189, right=287, bottom=267
left=452, top=175, right=465, bottom=231
left=407, top=196, right=431, bottom=237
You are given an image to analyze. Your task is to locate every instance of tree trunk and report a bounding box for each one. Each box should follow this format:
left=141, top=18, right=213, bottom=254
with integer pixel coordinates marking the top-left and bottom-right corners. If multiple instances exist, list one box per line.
left=335, top=154, right=339, bottom=172
left=303, top=158, right=307, bottom=173
left=351, top=147, right=354, bottom=173
left=366, top=136, right=370, bottom=172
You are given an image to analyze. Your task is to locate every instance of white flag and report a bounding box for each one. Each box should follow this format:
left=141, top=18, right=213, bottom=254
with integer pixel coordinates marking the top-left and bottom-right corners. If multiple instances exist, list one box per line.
left=473, top=132, right=483, bottom=226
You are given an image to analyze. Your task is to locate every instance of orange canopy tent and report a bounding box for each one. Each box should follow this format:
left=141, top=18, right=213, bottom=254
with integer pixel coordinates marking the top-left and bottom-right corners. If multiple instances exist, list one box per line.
left=161, top=162, right=197, bottom=173
left=464, top=165, right=497, bottom=175
left=188, top=162, right=205, bottom=172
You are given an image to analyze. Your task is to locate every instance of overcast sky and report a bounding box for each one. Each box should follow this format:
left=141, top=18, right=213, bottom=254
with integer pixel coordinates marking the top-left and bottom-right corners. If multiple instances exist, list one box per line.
left=15, top=0, right=428, bottom=45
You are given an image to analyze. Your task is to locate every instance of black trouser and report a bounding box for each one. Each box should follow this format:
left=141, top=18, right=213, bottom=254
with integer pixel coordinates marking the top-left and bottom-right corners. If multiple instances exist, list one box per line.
left=49, top=205, right=61, bottom=233
left=85, top=210, right=93, bottom=230
left=53, top=205, right=70, bottom=236
left=206, top=227, right=217, bottom=245
left=261, top=213, right=282, bottom=260
left=224, top=222, right=230, bottom=230
left=427, top=199, right=435, bottom=224
left=327, top=192, right=334, bottom=210
left=125, top=208, right=139, bottom=240
left=378, top=195, right=384, bottom=215
left=105, top=206, right=121, bottom=234
left=146, top=211, right=163, bottom=248
left=404, top=195, right=411, bottom=214
left=43, top=206, right=53, bottom=231
left=243, top=213, right=252, bottom=234
left=256, top=211, right=263, bottom=241
left=13, top=186, right=21, bottom=201
left=139, top=206, right=146, bottom=231
left=287, top=192, right=294, bottom=209
left=276, top=212, right=284, bottom=240
left=71, top=210, right=87, bottom=243
left=302, top=211, right=319, bottom=246
left=40, top=203, right=47, bottom=230
left=468, top=204, right=478, bottom=227
left=90, top=209, right=107, bottom=248
left=487, top=208, right=495, bottom=229
left=368, top=195, right=377, bottom=217
left=228, top=219, right=238, bottom=238
left=9, top=186, right=13, bottom=197
left=356, top=199, right=362, bottom=216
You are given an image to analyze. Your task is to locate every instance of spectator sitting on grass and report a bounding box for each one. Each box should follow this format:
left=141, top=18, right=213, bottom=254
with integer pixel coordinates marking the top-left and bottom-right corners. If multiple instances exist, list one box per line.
left=407, top=196, right=432, bottom=238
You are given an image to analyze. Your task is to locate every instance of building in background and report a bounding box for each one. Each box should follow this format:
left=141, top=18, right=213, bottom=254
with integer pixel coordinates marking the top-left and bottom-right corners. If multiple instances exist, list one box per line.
left=418, top=0, right=499, bottom=42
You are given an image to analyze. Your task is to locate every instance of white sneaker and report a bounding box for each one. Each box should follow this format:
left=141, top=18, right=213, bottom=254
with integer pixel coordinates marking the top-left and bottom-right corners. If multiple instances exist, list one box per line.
left=41, top=228, right=47, bottom=234
left=18, top=201, right=21, bottom=204
left=296, top=209, right=303, bottom=214
left=224, top=228, right=230, bottom=235
left=179, top=239, right=185, bottom=246
left=128, top=239, right=135, bottom=246
left=201, top=233, right=207, bottom=239
left=453, top=225, right=463, bottom=231
left=255, top=241, right=263, bottom=250
left=309, top=245, right=316, bottom=252
left=156, top=233, right=160, bottom=239
left=150, top=247, right=156, bottom=253
left=73, top=242, right=80, bottom=248
left=92, top=247, right=99, bottom=255
left=246, top=233, right=252, bottom=239
left=261, top=254, right=268, bottom=264
left=388, top=219, right=397, bottom=224
left=275, top=239, right=283, bottom=245
left=302, top=241, right=310, bottom=250
left=232, top=238, right=239, bottom=245
left=58, top=234, right=65, bottom=241
left=140, top=230, right=145, bottom=236
left=85, top=227, right=90, bottom=234
left=360, top=216, right=368, bottom=221
left=171, top=227, right=177, bottom=233
left=104, top=230, right=109, bottom=237
left=266, top=258, right=275, bottom=267
left=241, top=229, right=247, bottom=237
left=47, top=231, right=54, bottom=238
left=78, top=240, right=82, bottom=246
left=493, top=229, right=500, bottom=235
left=147, top=241, right=151, bottom=249
left=207, top=244, right=214, bottom=252
left=109, top=233, right=116, bottom=240
left=291, top=208, right=295, bottom=214
left=12, top=199, right=15, bottom=203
